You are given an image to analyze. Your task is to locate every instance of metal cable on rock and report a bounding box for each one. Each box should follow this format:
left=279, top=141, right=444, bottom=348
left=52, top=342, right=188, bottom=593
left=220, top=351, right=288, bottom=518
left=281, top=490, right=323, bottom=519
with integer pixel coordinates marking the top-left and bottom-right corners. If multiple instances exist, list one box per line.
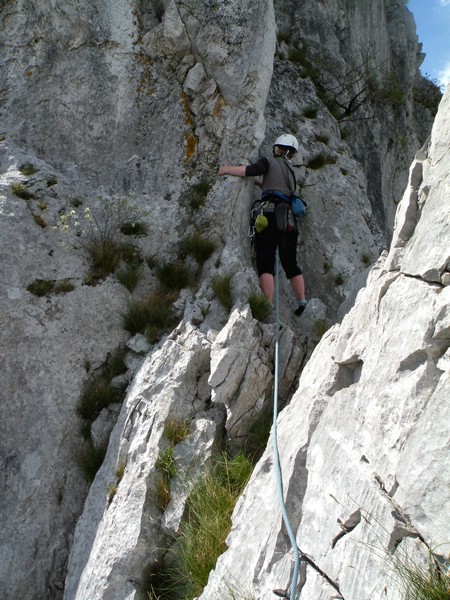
left=272, top=249, right=300, bottom=600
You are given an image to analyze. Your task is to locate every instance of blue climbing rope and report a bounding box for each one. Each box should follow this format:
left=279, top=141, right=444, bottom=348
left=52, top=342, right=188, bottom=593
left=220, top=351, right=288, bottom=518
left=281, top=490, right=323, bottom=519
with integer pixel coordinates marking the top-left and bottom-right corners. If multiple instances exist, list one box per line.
left=272, top=249, right=300, bottom=600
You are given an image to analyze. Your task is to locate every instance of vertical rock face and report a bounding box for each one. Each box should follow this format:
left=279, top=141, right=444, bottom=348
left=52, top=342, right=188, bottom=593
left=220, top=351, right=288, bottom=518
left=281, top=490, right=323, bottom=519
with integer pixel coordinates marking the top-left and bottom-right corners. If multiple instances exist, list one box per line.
left=198, top=89, right=450, bottom=600
left=0, top=1, right=444, bottom=599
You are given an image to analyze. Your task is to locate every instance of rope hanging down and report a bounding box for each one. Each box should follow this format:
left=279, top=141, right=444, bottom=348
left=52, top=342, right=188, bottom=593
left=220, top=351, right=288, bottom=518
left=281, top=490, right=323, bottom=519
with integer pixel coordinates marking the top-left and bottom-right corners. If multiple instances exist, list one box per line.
left=272, top=249, right=300, bottom=600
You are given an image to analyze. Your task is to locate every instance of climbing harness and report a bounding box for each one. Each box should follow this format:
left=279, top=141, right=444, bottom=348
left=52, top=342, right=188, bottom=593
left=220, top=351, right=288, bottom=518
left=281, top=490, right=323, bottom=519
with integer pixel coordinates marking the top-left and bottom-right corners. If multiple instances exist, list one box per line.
left=272, top=249, right=300, bottom=600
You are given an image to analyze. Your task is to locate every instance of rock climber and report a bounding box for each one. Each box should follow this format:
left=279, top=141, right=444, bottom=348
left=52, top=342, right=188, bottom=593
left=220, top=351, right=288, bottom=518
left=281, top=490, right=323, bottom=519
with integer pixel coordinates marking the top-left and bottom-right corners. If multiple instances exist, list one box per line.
left=217, top=133, right=307, bottom=316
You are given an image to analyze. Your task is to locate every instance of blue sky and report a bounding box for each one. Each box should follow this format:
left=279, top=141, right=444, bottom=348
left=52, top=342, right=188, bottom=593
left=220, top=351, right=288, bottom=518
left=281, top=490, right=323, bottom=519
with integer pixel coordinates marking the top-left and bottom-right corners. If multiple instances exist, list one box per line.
left=407, top=0, right=450, bottom=89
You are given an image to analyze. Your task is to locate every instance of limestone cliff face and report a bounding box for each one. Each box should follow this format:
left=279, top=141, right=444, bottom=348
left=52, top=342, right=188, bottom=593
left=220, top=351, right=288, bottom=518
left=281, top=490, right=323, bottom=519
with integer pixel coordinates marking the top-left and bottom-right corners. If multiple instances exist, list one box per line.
left=198, top=89, right=450, bottom=600
left=0, top=1, right=445, bottom=599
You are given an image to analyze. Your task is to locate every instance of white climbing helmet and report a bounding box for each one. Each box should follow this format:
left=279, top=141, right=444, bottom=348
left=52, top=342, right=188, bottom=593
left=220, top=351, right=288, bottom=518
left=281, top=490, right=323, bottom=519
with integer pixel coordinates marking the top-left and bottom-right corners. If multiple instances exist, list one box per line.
left=273, top=133, right=299, bottom=153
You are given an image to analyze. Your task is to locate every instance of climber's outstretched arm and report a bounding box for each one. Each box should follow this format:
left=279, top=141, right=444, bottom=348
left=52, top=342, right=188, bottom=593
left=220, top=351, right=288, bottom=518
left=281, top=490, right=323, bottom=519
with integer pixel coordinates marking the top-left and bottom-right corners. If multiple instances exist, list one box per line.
left=217, top=165, right=247, bottom=177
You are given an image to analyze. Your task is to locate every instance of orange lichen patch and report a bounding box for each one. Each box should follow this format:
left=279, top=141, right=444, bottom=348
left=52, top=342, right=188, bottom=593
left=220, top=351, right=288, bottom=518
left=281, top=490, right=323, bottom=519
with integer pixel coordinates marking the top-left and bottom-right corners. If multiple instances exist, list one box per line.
left=137, top=53, right=152, bottom=66
left=213, top=95, right=226, bottom=118
left=181, top=92, right=193, bottom=126
left=184, top=131, right=198, bottom=163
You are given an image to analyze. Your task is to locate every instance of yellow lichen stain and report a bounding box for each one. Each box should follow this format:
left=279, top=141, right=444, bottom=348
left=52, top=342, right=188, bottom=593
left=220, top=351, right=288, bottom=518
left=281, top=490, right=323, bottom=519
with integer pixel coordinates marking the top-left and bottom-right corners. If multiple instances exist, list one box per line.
left=184, top=131, right=198, bottom=163
left=26, top=70, right=33, bottom=77
left=181, top=92, right=193, bottom=126
left=212, top=95, right=226, bottom=118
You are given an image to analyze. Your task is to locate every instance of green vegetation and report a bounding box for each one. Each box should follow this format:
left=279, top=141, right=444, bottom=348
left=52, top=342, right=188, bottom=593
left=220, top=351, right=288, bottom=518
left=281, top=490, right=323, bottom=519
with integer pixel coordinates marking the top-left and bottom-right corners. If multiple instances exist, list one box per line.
left=277, top=30, right=291, bottom=44
left=248, top=291, right=272, bottom=321
left=76, top=345, right=128, bottom=422
left=413, top=74, right=443, bottom=115
left=58, top=196, right=147, bottom=284
left=107, top=460, right=127, bottom=503
left=33, top=213, right=47, bottom=228
left=165, top=419, right=191, bottom=445
left=212, top=274, right=233, bottom=312
left=244, top=408, right=273, bottom=463
left=27, top=278, right=75, bottom=296
left=313, top=319, right=332, bottom=340
left=177, top=453, right=252, bottom=596
left=76, top=346, right=127, bottom=479
left=145, top=254, right=157, bottom=269
left=156, top=445, right=177, bottom=511
left=157, top=446, right=177, bottom=480
left=356, top=506, right=449, bottom=600
left=77, top=441, right=107, bottom=482
left=179, top=234, right=217, bottom=268
left=11, top=183, right=35, bottom=200
left=334, top=273, right=345, bottom=286
left=76, top=374, right=124, bottom=422
left=378, top=72, right=406, bottom=106
left=156, top=261, right=193, bottom=291
left=116, top=263, right=142, bottom=292
left=27, top=279, right=54, bottom=296
left=148, top=453, right=253, bottom=599
left=182, top=177, right=212, bottom=211
left=288, top=47, right=306, bottom=64
left=340, top=127, right=351, bottom=141
left=155, top=421, right=191, bottom=512
left=315, top=133, right=330, bottom=145
left=120, top=221, right=149, bottom=236
left=19, top=163, right=37, bottom=176
left=303, top=106, right=319, bottom=119
left=393, top=551, right=450, bottom=599
left=122, top=291, right=178, bottom=342
left=306, top=152, right=337, bottom=170
left=84, top=238, right=126, bottom=281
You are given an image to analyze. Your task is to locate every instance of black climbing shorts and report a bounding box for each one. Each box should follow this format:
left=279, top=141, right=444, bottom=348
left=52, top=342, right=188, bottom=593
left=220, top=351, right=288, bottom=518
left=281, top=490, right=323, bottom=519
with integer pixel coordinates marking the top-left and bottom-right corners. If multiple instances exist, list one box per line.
left=254, top=213, right=302, bottom=279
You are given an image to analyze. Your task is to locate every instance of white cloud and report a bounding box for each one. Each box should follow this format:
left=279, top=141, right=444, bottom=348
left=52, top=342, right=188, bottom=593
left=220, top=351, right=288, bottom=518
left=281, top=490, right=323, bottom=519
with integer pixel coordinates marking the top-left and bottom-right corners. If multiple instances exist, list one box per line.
left=438, top=62, right=450, bottom=87
left=440, top=0, right=450, bottom=5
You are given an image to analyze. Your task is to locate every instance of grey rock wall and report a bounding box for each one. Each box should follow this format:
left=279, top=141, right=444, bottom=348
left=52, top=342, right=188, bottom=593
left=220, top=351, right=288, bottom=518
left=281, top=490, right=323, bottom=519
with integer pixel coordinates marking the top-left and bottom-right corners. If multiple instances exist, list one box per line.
left=0, top=0, right=443, bottom=598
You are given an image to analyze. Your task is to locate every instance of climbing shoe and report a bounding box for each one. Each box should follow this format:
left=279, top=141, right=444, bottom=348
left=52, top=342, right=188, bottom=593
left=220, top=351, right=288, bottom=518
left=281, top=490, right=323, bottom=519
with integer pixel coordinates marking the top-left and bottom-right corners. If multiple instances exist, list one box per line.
left=294, top=300, right=307, bottom=316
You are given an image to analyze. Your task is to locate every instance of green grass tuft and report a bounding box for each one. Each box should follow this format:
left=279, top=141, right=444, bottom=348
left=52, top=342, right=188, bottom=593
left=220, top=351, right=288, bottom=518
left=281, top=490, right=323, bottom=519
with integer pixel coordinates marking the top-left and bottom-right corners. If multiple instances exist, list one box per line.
left=179, top=234, right=217, bottom=267
left=306, top=152, right=337, bottom=170
left=212, top=274, right=233, bottom=312
left=33, top=213, right=47, bottom=228
left=27, top=279, right=55, bottom=296
left=19, top=163, right=37, bottom=176
left=76, top=441, right=107, bottom=482
left=85, top=239, right=124, bottom=281
left=165, top=419, right=191, bottom=445
left=244, top=409, right=273, bottom=463
left=183, top=177, right=212, bottom=211
left=76, top=377, right=121, bottom=421
left=303, top=106, right=318, bottom=119
left=172, top=453, right=253, bottom=598
left=11, top=183, right=35, bottom=200
left=120, top=221, right=148, bottom=236
left=116, top=263, right=142, bottom=292
left=248, top=291, right=272, bottom=321
left=156, top=261, right=193, bottom=291
left=122, top=292, right=177, bottom=339
left=313, top=319, right=332, bottom=339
